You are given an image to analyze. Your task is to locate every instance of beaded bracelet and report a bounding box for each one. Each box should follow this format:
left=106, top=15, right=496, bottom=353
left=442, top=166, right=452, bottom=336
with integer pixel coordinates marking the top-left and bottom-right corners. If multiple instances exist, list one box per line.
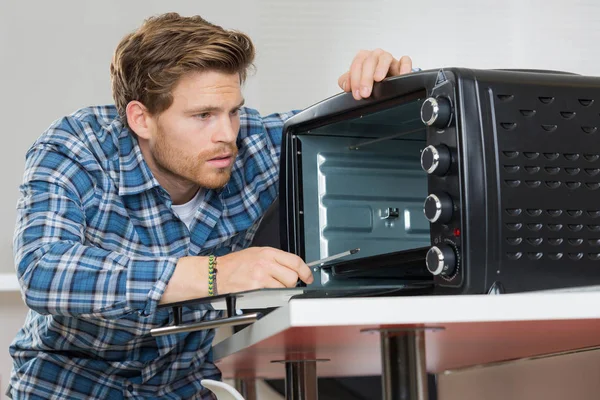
left=208, top=255, right=218, bottom=296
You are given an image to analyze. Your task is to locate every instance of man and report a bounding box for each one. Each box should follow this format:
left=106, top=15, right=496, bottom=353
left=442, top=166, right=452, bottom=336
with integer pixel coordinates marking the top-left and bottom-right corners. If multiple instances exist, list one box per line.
left=8, top=12, right=414, bottom=399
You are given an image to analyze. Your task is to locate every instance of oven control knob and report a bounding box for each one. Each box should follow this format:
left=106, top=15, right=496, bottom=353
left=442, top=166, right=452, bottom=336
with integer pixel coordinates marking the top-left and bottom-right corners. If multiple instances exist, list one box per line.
left=426, top=245, right=457, bottom=276
left=421, top=145, right=451, bottom=175
left=423, top=193, right=453, bottom=224
left=421, top=97, right=452, bottom=129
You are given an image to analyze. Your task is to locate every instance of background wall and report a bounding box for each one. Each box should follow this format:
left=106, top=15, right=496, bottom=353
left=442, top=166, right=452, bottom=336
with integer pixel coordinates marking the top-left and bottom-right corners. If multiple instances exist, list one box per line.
left=2, top=0, right=600, bottom=397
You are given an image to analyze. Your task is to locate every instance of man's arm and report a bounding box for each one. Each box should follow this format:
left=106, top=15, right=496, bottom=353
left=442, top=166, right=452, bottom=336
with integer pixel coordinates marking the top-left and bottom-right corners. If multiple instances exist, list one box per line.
left=15, top=143, right=312, bottom=318
left=14, top=145, right=189, bottom=319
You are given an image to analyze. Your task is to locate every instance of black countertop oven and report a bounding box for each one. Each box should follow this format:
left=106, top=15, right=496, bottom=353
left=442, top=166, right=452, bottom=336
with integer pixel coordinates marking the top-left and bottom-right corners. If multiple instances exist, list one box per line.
left=278, top=67, right=600, bottom=295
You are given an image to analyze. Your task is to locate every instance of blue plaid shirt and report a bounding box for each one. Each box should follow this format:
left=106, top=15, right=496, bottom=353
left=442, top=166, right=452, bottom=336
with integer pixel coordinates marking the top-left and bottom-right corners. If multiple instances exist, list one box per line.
left=9, top=105, right=297, bottom=399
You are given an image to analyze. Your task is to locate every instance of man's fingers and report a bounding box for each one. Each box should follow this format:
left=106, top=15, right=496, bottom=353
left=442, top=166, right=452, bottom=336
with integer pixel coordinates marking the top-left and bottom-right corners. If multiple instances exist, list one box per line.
left=338, top=71, right=350, bottom=92
left=267, top=263, right=302, bottom=288
left=387, top=55, right=413, bottom=77
left=349, top=50, right=368, bottom=100
left=271, top=249, right=314, bottom=284
left=358, top=50, right=382, bottom=98
left=341, top=52, right=413, bottom=98
left=263, top=277, right=287, bottom=289
left=374, top=52, right=394, bottom=82
left=399, top=55, right=413, bottom=75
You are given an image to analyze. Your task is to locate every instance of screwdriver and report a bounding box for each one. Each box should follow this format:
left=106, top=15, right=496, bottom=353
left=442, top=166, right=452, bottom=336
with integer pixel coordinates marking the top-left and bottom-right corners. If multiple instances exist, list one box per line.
left=307, top=248, right=360, bottom=269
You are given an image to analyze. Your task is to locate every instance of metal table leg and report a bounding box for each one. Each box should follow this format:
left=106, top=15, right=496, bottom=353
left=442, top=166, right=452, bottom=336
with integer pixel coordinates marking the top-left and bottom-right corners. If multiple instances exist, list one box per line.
left=234, top=379, right=257, bottom=400
left=285, top=361, right=318, bottom=400
left=380, top=329, right=428, bottom=400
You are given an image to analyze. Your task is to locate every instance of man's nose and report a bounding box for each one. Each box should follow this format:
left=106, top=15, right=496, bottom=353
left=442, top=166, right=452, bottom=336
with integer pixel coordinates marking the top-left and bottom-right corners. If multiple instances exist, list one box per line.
left=212, top=116, right=238, bottom=143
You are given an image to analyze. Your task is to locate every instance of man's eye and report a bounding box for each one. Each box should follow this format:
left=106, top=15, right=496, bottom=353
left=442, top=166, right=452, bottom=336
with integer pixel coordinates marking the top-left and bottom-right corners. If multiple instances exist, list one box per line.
left=196, top=113, right=211, bottom=119
left=230, top=108, right=240, bottom=116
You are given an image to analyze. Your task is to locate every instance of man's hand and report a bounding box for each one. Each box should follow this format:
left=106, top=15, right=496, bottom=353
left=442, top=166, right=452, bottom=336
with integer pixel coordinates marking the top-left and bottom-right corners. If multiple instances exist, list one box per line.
left=216, top=247, right=314, bottom=294
left=338, top=50, right=413, bottom=100
left=160, top=247, right=313, bottom=305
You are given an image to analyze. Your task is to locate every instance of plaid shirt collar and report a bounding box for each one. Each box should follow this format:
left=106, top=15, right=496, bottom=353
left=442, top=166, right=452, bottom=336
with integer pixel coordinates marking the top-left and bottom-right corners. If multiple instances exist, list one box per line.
left=116, top=123, right=162, bottom=197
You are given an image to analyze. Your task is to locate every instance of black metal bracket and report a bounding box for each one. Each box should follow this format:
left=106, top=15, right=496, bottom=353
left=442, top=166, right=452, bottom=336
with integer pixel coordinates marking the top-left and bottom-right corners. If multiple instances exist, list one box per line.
left=150, top=294, right=258, bottom=337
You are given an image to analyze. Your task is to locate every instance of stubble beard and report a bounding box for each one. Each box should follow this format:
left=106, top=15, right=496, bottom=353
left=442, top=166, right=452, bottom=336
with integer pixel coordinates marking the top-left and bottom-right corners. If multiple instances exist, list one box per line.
left=152, top=129, right=237, bottom=190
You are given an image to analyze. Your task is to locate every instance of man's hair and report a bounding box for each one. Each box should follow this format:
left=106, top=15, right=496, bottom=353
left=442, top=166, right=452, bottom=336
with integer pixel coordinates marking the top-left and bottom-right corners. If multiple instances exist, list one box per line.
left=110, top=12, right=255, bottom=124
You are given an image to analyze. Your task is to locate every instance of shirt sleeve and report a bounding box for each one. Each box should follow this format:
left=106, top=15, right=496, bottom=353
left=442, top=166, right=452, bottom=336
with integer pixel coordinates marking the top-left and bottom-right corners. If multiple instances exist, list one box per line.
left=13, top=143, right=178, bottom=320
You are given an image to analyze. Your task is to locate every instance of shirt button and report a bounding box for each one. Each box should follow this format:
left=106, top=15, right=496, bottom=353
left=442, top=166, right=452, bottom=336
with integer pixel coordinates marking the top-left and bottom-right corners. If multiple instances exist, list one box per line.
left=127, top=385, right=134, bottom=392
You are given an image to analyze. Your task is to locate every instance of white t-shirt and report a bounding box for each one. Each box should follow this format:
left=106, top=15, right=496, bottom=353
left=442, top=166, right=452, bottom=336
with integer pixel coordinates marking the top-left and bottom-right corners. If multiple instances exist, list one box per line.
left=171, top=189, right=203, bottom=230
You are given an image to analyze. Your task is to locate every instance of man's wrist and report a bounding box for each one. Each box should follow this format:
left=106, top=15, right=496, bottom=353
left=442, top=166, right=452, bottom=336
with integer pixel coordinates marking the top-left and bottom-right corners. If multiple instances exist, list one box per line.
left=159, top=256, right=211, bottom=305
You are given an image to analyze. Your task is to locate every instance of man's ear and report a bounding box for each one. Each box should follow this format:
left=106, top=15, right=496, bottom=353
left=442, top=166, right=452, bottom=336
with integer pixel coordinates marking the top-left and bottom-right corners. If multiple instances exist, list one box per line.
left=126, top=101, right=153, bottom=139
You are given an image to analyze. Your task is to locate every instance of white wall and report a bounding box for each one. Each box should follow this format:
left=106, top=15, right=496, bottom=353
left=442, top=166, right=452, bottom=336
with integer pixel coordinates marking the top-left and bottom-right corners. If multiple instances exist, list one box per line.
left=2, top=0, right=600, bottom=397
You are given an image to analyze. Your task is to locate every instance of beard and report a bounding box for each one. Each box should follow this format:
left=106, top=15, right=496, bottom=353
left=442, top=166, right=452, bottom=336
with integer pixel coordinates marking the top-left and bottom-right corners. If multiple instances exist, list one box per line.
left=151, top=127, right=238, bottom=190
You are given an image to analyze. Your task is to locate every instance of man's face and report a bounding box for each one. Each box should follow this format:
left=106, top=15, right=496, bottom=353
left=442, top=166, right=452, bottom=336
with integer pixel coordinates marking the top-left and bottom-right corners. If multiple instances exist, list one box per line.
left=144, top=70, right=243, bottom=191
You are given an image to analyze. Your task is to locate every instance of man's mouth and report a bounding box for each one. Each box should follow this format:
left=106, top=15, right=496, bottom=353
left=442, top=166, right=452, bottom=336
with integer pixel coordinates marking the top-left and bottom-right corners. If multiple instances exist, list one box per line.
left=207, top=153, right=234, bottom=168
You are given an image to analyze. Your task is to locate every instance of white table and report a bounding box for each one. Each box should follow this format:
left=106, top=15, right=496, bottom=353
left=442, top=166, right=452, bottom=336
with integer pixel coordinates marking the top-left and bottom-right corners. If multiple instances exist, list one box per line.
left=212, top=290, right=600, bottom=399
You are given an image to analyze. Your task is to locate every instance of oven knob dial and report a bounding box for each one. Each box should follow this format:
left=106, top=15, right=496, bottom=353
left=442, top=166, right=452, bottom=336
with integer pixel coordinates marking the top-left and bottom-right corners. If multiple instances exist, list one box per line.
left=421, top=97, right=452, bottom=129
left=423, top=193, right=453, bottom=224
left=421, top=145, right=451, bottom=175
left=426, top=245, right=457, bottom=276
